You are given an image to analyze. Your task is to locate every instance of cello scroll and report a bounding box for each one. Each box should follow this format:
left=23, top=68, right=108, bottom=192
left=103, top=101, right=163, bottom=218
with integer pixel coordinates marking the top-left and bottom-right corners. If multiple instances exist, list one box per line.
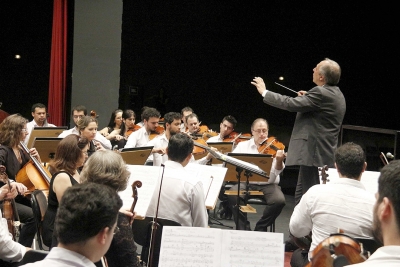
left=130, top=180, right=143, bottom=213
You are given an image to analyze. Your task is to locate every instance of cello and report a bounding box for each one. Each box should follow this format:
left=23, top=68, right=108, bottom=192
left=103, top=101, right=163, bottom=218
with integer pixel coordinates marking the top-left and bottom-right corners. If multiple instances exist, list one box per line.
left=16, top=141, right=51, bottom=193
left=0, top=165, right=21, bottom=240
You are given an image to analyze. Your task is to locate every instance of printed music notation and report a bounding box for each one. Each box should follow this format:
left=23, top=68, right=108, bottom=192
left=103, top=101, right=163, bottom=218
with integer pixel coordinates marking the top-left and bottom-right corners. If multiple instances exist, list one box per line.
left=158, top=226, right=284, bottom=267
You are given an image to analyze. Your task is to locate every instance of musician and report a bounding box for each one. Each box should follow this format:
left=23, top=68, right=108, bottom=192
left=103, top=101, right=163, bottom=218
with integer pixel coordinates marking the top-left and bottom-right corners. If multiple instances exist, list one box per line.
left=136, top=106, right=149, bottom=127
left=42, top=134, right=89, bottom=248
left=180, top=106, right=193, bottom=132
left=185, top=113, right=200, bottom=135
left=1, top=185, right=31, bottom=266
left=20, top=183, right=122, bottom=267
left=0, top=114, right=38, bottom=247
left=116, top=109, right=136, bottom=149
left=252, top=58, right=346, bottom=205
left=206, top=115, right=237, bottom=143
left=145, top=133, right=208, bottom=227
left=80, top=150, right=139, bottom=267
left=77, top=116, right=111, bottom=156
left=99, top=109, right=124, bottom=148
left=345, top=160, right=400, bottom=266
left=124, top=107, right=160, bottom=149
left=227, top=118, right=286, bottom=231
left=289, top=142, right=375, bottom=267
left=24, top=103, right=56, bottom=145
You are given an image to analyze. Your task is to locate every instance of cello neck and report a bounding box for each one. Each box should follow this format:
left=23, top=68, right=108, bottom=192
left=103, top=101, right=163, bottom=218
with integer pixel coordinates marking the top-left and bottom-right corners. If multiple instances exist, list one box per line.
left=19, top=141, right=51, bottom=184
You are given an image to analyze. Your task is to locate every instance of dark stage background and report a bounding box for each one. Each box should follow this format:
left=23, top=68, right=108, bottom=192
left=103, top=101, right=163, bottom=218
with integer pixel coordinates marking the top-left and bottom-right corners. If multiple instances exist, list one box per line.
left=1, top=1, right=397, bottom=135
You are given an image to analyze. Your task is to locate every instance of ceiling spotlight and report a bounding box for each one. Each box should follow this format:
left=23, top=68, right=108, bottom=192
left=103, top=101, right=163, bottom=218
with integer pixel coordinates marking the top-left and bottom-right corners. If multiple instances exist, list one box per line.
left=278, top=76, right=284, bottom=81
left=15, top=55, right=21, bottom=59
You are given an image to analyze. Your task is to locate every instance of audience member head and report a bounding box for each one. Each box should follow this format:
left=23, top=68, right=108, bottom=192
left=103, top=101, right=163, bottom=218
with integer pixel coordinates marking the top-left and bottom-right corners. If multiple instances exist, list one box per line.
left=48, top=134, right=89, bottom=174
left=55, top=182, right=122, bottom=262
left=373, top=160, right=400, bottom=244
left=0, top=114, right=28, bottom=147
left=167, top=133, right=193, bottom=165
left=334, top=142, right=366, bottom=179
left=80, top=150, right=130, bottom=192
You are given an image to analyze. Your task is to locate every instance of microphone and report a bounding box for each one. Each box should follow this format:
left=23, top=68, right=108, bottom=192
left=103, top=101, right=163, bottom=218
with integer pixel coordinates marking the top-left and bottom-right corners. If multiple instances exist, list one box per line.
left=386, top=152, right=394, bottom=159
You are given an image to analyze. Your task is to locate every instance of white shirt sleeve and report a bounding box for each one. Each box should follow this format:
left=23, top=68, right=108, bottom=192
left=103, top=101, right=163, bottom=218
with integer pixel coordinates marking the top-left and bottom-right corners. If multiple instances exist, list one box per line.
left=95, top=132, right=112, bottom=149
left=0, top=216, right=26, bottom=262
left=190, top=181, right=209, bottom=227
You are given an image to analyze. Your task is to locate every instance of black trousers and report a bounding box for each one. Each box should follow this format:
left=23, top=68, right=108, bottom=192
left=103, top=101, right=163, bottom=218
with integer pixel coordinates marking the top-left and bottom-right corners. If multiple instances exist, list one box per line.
left=294, top=166, right=320, bottom=206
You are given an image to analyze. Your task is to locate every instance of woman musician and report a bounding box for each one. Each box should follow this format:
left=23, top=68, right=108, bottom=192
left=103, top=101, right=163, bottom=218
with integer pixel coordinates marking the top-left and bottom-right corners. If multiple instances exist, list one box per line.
left=0, top=114, right=38, bottom=247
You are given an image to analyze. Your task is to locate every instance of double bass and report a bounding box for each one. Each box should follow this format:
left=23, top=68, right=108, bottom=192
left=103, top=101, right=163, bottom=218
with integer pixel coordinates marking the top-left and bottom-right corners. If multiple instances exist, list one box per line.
left=16, top=142, right=51, bottom=193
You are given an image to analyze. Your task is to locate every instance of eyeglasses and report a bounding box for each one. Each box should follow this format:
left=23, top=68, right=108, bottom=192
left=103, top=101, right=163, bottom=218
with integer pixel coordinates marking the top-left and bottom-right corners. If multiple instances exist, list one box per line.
left=113, top=226, right=120, bottom=235
left=21, top=128, right=28, bottom=133
left=252, top=129, right=268, bottom=134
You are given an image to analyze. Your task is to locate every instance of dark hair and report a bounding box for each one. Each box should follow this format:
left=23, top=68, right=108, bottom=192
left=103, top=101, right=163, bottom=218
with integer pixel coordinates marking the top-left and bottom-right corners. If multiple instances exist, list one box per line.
left=168, top=133, right=193, bottom=163
left=163, top=112, right=182, bottom=125
left=185, top=113, right=199, bottom=123
left=106, top=109, right=123, bottom=128
left=376, top=160, right=400, bottom=233
left=140, top=106, right=150, bottom=121
left=31, top=103, right=46, bottom=112
left=71, top=105, right=87, bottom=116
left=142, top=107, right=160, bottom=121
left=0, top=114, right=28, bottom=147
left=320, top=58, right=341, bottom=86
left=48, top=134, right=89, bottom=174
left=55, top=182, right=122, bottom=245
left=222, top=115, right=237, bottom=128
left=334, top=142, right=365, bottom=179
left=120, top=109, right=136, bottom=136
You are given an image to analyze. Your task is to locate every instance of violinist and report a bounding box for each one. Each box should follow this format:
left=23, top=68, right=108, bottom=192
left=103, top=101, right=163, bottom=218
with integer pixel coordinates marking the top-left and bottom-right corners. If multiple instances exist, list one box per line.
left=185, top=113, right=200, bottom=136
left=179, top=106, right=193, bottom=132
left=24, top=103, right=56, bottom=145
left=289, top=143, right=375, bottom=267
left=206, top=115, right=237, bottom=144
left=124, top=107, right=161, bottom=149
left=227, top=118, right=286, bottom=231
left=115, top=109, right=137, bottom=149
left=0, top=114, right=38, bottom=247
left=347, top=160, right=400, bottom=267
left=1, top=185, right=31, bottom=265
left=99, top=109, right=124, bottom=148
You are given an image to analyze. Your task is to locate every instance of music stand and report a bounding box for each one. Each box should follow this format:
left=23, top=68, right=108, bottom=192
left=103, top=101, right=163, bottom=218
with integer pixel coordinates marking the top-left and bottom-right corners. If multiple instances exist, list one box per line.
left=27, top=127, right=68, bottom=149
left=32, top=137, right=63, bottom=162
left=207, top=142, right=234, bottom=154
left=120, top=146, right=154, bottom=165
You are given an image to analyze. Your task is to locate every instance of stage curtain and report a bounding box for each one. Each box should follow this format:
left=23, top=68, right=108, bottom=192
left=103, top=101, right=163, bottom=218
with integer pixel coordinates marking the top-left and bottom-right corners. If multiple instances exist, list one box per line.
left=47, top=0, right=68, bottom=126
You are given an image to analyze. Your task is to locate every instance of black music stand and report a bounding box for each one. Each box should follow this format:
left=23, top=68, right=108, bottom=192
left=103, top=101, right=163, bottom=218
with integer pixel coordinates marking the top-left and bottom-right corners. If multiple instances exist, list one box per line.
left=120, top=146, right=154, bottom=165
left=32, top=137, right=63, bottom=163
left=207, top=150, right=271, bottom=230
left=27, top=127, right=68, bottom=148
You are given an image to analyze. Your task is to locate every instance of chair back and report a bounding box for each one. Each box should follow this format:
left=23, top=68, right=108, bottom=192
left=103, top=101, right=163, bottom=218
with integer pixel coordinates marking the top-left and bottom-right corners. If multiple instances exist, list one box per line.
left=30, top=190, right=48, bottom=250
left=18, top=249, right=49, bottom=265
left=132, top=217, right=181, bottom=267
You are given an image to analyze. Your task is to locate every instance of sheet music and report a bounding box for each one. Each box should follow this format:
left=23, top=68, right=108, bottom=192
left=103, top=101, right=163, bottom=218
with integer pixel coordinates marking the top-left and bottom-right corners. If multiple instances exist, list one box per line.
left=216, top=152, right=267, bottom=177
left=185, top=163, right=227, bottom=209
left=119, top=165, right=161, bottom=217
left=158, top=226, right=284, bottom=267
left=325, top=168, right=379, bottom=194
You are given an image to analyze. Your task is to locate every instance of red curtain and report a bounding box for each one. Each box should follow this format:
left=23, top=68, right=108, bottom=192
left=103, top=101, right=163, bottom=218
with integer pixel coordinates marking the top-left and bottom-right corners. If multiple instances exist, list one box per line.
left=47, top=0, right=68, bottom=126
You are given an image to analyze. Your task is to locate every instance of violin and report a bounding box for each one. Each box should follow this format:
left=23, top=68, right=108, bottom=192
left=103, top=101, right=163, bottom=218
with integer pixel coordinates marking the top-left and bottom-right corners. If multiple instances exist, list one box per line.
left=125, top=124, right=141, bottom=138
left=258, top=136, right=285, bottom=156
left=149, top=126, right=165, bottom=140
left=306, top=233, right=369, bottom=267
left=191, top=137, right=208, bottom=156
left=202, top=130, right=218, bottom=141
left=90, top=110, right=98, bottom=119
left=0, top=165, right=21, bottom=241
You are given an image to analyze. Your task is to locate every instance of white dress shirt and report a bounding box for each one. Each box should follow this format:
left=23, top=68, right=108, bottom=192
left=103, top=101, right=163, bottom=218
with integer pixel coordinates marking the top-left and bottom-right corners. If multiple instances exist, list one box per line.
left=345, top=246, right=400, bottom=267
left=232, top=139, right=283, bottom=184
left=0, top=211, right=26, bottom=263
left=19, top=247, right=96, bottom=267
left=145, top=161, right=208, bottom=227
left=146, top=133, right=169, bottom=166
left=289, top=178, right=375, bottom=258
left=24, top=119, right=56, bottom=145
left=124, top=126, right=150, bottom=148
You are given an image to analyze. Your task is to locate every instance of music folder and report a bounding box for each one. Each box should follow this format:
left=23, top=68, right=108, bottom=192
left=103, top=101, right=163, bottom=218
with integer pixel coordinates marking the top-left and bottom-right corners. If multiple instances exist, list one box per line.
left=32, top=137, right=63, bottom=162
left=120, top=146, right=154, bottom=165
left=222, top=152, right=273, bottom=182
left=207, top=141, right=234, bottom=154
left=27, top=126, right=68, bottom=148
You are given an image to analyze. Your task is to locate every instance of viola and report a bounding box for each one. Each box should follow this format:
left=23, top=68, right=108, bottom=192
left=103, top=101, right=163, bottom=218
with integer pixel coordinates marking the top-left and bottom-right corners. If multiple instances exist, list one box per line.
left=306, top=233, right=369, bottom=267
left=0, top=165, right=21, bottom=241
left=149, top=126, right=165, bottom=140
left=16, top=142, right=51, bottom=192
left=258, top=136, right=285, bottom=156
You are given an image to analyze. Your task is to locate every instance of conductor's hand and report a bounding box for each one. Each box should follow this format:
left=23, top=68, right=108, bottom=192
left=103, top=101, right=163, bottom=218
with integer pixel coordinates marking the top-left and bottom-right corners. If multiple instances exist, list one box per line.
left=251, top=77, right=267, bottom=96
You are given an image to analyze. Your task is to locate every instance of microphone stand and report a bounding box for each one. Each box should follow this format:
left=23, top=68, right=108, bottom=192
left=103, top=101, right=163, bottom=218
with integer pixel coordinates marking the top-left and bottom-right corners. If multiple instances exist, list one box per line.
left=147, top=164, right=166, bottom=267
